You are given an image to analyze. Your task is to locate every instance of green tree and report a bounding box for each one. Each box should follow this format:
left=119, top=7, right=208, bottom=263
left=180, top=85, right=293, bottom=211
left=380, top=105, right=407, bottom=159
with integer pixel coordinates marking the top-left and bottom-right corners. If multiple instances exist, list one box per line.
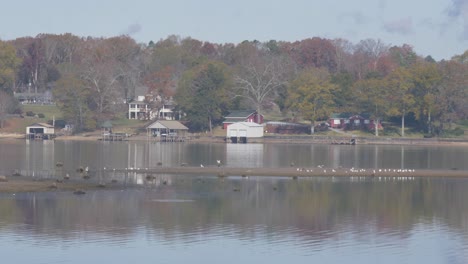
left=286, top=68, right=337, bottom=134
left=410, top=62, right=441, bottom=134
left=331, top=71, right=355, bottom=113
left=53, top=73, right=95, bottom=132
left=435, top=61, right=468, bottom=132
left=175, top=62, right=232, bottom=133
left=386, top=67, right=415, bottom=137
left=0, top=41, right=21, bottom=92
left=451, top=50, right=468, bottom=64
left=352, top=77, right=388, bottom=136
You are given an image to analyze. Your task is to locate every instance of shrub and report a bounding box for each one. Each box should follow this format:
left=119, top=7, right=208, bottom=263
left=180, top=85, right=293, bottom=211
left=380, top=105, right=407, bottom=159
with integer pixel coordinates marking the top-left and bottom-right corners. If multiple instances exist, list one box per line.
left=37, top=113, right=45, bottom=118
left=26, top=111, right=34, bottom=117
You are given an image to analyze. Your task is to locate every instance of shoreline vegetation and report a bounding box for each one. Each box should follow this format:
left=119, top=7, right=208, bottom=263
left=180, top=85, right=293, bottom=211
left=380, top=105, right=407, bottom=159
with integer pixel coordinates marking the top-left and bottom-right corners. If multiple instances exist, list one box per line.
left=0, top=167, right=467, bottom=194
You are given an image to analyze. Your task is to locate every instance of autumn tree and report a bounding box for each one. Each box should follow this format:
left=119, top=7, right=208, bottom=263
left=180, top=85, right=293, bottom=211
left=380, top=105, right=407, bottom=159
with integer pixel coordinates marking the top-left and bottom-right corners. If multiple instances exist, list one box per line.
left=283, top=38, right=337, bottom=73
left=352, top=39, right=389, bottom=79
left=286, top=68, right=337, bottom=134
left=143, top=66, right=176, bottom=119
left=175, top=62, right=232, bottom=133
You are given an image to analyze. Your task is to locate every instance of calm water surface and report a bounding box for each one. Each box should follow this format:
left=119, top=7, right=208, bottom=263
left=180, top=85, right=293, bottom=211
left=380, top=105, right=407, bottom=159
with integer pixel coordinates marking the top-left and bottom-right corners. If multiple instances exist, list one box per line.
left=0, top=140, right=468, bottom=263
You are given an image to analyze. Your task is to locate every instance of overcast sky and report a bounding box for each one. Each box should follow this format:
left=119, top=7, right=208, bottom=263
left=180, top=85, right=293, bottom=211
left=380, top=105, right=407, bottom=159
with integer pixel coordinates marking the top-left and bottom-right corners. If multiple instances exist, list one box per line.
left=1, top=0, right=467, bottom=60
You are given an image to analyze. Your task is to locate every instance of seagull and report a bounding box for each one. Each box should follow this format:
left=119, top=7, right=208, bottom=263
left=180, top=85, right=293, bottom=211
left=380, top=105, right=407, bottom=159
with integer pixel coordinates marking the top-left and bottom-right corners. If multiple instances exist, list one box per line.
left=200, top=164, right=204, bottom=168
left=216, top=160, right=221, bottom=164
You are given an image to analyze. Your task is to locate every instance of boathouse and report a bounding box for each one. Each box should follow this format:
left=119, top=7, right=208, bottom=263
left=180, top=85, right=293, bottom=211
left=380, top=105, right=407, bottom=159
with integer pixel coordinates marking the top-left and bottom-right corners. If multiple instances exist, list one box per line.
left=26, top=123, right=55, bottom=140
left=146, top=120, right=189, bottom=141
left=226, top=122, right=264, bottom=143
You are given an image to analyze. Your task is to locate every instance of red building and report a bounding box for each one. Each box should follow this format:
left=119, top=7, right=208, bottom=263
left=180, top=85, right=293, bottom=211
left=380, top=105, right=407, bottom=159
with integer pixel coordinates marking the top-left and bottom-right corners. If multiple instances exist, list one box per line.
left=223, top=110, right=264, bottom=129
left=329, top=113, right=382, bottom=131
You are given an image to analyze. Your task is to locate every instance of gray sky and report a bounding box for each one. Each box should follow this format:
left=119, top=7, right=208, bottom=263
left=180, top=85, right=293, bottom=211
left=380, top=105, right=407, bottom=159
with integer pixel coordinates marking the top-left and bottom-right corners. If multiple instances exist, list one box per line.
left=1, top=0, right=467, bottom=60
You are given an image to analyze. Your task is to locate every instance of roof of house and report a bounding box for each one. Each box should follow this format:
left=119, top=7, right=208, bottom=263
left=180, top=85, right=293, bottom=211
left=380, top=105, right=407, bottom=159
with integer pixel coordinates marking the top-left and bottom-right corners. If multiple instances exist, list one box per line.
left=28, top=123, right=54, bottom=128
left=227, top=122, right=263, bottom=128
left=223, top=110, right=262, bottom=124
left=147, top=120, right=188, bottom=130
left=225, top=110, right=257, bottom=118
left=330, top=113, right=352, bottom=119
left=134, top=86, right=149, bottom=97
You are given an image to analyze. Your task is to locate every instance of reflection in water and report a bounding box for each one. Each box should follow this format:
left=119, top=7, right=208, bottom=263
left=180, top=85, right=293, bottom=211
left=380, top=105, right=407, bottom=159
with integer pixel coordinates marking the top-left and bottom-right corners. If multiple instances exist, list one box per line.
left=0, top=177, right=468, bottom=263
left=1, top=141, right=467, bottom=178
left=1, top=141, right=468, bottom=263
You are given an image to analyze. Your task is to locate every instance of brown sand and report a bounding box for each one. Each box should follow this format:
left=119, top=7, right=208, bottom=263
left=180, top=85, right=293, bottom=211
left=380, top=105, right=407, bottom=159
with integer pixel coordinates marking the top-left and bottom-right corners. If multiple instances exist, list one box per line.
left=0, top=178, right=116, bottom=193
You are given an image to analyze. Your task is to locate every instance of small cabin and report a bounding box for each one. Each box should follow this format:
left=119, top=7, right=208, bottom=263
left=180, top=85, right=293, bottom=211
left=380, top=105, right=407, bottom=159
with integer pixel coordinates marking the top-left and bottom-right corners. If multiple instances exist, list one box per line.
left=227, top=122, right=264, bottom=143
left=26, top=123, right=55, bottom=140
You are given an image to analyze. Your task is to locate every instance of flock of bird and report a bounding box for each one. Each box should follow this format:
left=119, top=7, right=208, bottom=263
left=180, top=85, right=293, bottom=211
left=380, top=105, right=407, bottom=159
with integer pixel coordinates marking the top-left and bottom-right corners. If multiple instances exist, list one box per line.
left=295, top=165, right=417, bottom=177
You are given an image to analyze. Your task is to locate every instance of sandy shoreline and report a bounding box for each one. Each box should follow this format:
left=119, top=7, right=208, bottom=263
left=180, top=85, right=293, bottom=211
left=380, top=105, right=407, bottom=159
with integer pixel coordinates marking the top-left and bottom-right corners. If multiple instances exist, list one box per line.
left=1, top=167, right=467, bottom=193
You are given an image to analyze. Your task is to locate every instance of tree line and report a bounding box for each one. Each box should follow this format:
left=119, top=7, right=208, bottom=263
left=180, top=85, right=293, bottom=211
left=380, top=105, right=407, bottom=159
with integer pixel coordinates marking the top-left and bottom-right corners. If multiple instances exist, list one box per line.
left=0, top=34, right=466, bottom=135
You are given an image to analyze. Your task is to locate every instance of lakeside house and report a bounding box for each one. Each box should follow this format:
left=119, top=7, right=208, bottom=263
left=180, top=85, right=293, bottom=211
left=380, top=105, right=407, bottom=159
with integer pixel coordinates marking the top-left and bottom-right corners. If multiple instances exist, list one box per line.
left=128, top=86, right=178, bottom=120
left=223, top=110, right=264, bottom=129
left=328, top=113, right=382, bottom=131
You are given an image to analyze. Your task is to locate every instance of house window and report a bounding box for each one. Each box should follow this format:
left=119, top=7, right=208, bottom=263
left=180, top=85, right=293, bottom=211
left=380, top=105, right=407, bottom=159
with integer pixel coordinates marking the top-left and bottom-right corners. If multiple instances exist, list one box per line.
left=354, top=119, right=360, bottom=124
left=333, top=119, right=340, bottom=125
left=364, top=120, right=370, bottom=124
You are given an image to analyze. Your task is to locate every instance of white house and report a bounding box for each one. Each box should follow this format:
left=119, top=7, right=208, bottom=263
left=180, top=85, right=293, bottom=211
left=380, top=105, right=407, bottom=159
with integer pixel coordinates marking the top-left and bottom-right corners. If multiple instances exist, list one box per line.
left=227, top=122, right=264, bottom=143
left=128, top=101, right=150, bottom=120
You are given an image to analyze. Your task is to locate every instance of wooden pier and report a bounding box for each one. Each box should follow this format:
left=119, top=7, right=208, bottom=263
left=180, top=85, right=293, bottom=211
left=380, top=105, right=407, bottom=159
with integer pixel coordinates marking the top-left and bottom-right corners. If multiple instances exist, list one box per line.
left=101, top=133, right=127, bottom=141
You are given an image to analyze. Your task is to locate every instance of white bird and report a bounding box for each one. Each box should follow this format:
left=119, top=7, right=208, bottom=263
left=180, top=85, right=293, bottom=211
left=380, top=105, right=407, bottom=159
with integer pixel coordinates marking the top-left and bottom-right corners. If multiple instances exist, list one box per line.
left=216, top=160, right=221, bottom=164
left=200, top=164, right=204, bottom=167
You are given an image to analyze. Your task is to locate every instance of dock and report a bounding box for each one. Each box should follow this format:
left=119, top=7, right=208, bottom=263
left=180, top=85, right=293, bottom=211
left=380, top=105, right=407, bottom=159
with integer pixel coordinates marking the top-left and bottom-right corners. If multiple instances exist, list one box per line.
left=101, top=133, right=127, bottom=141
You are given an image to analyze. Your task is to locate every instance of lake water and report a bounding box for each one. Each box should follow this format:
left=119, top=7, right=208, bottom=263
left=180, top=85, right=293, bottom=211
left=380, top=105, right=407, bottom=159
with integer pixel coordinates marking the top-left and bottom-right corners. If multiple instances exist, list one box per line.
left=0, top=140, right=468, bottom=264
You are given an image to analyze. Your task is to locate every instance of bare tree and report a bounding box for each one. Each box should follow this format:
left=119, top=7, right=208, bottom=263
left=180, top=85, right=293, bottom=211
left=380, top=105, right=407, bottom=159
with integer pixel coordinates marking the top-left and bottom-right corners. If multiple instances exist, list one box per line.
left=355, top=39, right=389, bottom=72
left=234, top=55, right=292, bottom=121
